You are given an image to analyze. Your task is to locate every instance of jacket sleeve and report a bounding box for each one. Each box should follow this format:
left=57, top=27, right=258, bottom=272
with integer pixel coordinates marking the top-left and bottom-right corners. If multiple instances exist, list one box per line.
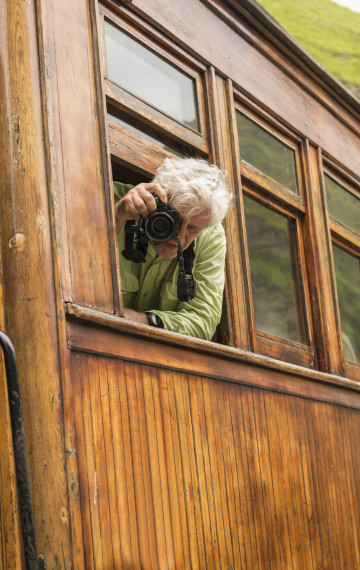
left=151, top=223, right=227, bottom=341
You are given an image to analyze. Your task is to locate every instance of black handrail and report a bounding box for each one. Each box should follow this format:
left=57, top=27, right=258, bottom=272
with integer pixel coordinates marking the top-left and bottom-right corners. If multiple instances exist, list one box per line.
left=0, top=331, right=40, bottom=570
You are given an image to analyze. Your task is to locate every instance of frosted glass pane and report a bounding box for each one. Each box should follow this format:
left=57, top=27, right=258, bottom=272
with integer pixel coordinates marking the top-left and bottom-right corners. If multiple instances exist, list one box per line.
left=244, top=195, right=308, bottom=343
left=237, top=112, right=299, bottom=194
left=105, top=21, right=199, bottom=130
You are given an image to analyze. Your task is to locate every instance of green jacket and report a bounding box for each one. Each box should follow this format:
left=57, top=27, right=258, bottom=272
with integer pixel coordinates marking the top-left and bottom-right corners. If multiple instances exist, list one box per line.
left=114, top=182, right=227, bottom=341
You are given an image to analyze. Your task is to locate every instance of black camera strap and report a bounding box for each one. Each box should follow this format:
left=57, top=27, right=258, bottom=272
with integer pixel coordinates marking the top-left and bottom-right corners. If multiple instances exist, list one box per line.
left=176, top=237, right=197, bottom=302
left=122, top=220, right=148, bottom=263
left=122, top=221, right=197, bottom=301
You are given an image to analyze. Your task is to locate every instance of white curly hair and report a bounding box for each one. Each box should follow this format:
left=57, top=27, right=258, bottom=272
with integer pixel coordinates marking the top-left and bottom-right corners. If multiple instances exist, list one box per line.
left=153, top=157, right=231, bottom=227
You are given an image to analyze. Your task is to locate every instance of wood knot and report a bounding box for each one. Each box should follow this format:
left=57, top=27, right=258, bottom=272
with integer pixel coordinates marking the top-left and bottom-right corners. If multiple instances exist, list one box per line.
left=9, top=233, right=26, bottom=251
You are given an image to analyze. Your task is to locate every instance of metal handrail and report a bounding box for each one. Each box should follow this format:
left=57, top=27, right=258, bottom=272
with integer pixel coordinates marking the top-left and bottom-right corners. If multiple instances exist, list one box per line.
left=0, top=331, right=40, bottom=570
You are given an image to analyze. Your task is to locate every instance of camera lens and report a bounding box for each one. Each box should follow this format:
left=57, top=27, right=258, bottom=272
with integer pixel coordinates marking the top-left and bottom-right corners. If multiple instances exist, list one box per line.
left=145, top=212, right=176, bottom=243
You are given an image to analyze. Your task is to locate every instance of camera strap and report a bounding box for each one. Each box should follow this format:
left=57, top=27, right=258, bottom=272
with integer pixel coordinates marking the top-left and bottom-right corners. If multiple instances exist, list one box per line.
left=122, top=220, right=148, bottom=263
left=176, top=237, right=197, bottom=302
left=122, top=221, right=198, bottom=302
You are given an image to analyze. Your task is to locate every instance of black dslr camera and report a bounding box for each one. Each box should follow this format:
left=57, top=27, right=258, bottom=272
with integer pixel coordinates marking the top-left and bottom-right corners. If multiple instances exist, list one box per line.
left=144, top=196, right=182, bottom=244
left=122, top=195, right=197, bottom=302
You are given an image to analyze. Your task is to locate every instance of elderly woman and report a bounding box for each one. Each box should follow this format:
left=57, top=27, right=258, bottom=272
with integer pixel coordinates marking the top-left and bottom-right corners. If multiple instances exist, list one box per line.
left=114, top=157, right=232, bottom=341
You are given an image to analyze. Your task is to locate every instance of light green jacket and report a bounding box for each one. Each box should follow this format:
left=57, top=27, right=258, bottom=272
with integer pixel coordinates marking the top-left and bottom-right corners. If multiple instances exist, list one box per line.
left=114, top=182, right=227, bottom=341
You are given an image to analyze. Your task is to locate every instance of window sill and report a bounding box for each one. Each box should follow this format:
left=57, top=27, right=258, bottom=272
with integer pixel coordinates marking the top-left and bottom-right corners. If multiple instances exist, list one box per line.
left=65, top=302, right=360, bottom=399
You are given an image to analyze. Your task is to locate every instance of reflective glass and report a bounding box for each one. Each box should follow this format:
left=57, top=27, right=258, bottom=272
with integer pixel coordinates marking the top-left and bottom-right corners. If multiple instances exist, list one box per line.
left=243, top=195, right=308, bottom=343
left=105, top=20, right=199, bottom=130
left=236, top=112, right=299, bottom=194
left=324, top=174, right=360, bottom=234
left=332, top=245, right=360, bottom=362
left=108, top=113, right=185, bottom=157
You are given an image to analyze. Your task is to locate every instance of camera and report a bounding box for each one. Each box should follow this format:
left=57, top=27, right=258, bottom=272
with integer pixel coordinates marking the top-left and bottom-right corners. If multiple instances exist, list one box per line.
left=144, top=196, right=182, bottom=244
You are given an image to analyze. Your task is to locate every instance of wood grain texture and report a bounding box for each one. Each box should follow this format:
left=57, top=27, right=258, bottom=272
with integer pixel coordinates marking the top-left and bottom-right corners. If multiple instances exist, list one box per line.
left=0, top=0, right=73, bottom=564
left=0, top=360, right=23, bottom=570
left=70, top=349, right=360, bottom=569
left=128, top=0, right=360, bottom=176
left=37, top=0, right=115, bottom=310
left=67, top=316, right=360, bottom=409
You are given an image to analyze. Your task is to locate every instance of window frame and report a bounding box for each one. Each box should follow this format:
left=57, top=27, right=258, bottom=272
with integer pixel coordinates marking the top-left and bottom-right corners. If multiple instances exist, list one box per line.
left=96, top=1, right=359, bottom=381
left=232, top=95, right=315, bottom=367
left=98, top=5, right=209, bottom=156
left=322, top=159, right=360, bottom=380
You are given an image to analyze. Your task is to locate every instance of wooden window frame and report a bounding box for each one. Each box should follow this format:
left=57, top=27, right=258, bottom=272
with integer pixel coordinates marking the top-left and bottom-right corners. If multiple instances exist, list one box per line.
left=233, top=96, right=315, bottom=367
left=98, top=4, right=209, bottom=156
left=96, top=2, right=359, bottom=382
left=322, top=159, right=360, bottom=381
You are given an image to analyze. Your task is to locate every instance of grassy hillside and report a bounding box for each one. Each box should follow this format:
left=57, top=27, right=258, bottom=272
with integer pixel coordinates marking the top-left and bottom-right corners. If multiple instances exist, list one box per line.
left=258, top=0, right=360, bottom=99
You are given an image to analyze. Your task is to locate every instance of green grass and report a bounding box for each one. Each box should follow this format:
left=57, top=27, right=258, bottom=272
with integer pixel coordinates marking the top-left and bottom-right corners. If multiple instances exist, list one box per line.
left=258, top=0, right=360, bottom=98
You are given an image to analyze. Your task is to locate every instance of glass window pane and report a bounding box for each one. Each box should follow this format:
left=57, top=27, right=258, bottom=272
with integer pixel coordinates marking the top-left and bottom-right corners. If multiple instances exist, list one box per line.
left=324, top=174, right=360, bottom=234
left=108, top=112, right=185, bottom=157
left=105, top=20, right=199, bottom=131
left=243, top=195, right=308, bottom=344
left=236, top=112, right=299, bottom=194
left=332, top=245, right=360, bottom=362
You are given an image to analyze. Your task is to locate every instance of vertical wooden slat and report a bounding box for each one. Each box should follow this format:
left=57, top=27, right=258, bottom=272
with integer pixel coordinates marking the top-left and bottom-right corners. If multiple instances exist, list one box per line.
left=306, top=401, right=339, bottom=567
left=142, top=366, right=171, bottom=569
left=160, top=370, right=190, bottom=569
left=303, top=142, right=343, bottom=374
left=172, top=370, right=202, bottom=569
left=217, top=382, right=244, bottom=568
left=208, top=378, right=236, bottom=567
left=255, top=391, right=284, bottom=569
left=264, top=391, right=295, bottom=569
left=76, top=355, right=102, bottom=569
left=344, top=408, right=360, bottom=564
left=294, top=398, right=324, bottom=570
left=94, top=357, right=118, bottom=568
left=192, top=377, right=222, bottom=569
left=117, top=360, right=142, bottom=569
left=206, top=68, right=254, bottom=350
left=127, top=363, right=158, bottom=568
left=201, top=376, right=233, bottom=567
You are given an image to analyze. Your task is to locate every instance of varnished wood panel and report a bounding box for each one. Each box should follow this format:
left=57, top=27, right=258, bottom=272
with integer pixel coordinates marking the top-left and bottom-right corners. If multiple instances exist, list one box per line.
left=0, top=0, right=73, bottom=563
left=67, top=316, right=360, bottom=409
left=37, top=0, right=116, bottom=310
left=127, top=0, right=360, bottom=176
left=0, top=360, right=23, bottom=570
left=70, top=350, right=360, bottom=569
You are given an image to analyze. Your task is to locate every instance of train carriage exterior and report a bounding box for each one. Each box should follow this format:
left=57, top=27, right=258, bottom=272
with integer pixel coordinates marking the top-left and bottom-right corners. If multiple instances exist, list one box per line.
left=0, top=0, right=359, bottom=568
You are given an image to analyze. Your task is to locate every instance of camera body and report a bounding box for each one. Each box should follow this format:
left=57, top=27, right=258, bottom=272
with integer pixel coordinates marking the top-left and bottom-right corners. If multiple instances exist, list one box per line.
left=144, top=196, right=182, bottom=244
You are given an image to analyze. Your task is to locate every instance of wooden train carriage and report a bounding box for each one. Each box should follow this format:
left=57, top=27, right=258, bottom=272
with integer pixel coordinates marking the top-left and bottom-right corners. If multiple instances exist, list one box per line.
left=1, top=0, right=359, bottom=567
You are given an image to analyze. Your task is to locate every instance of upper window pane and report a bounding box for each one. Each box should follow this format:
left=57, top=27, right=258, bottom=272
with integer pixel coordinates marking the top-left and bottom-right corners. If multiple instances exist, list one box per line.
left=236, top=112, right=299, bottom=194
left=104, top=20, right=199, bottom=131
left=332, top=245, right=360, bottom=362
left=324, top=174, right=360, bottom=234
left=243, top=195, right=308, bottom=344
